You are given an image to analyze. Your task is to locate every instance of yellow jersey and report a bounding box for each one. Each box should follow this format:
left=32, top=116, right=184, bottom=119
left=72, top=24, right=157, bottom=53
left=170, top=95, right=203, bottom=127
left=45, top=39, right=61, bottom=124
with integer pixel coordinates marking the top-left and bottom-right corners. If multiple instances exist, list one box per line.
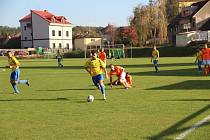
left=84, top=58, right=106, bottom=76
left=196, top=51, right=202, bottom=61
left=8, top=56, right=20, bottom=71
left=152, top=50, right=159, bottom=60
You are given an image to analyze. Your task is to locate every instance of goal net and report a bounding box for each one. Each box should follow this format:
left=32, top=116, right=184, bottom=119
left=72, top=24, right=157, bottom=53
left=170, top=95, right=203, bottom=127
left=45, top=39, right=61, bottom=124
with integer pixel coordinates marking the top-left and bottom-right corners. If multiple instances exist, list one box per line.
left=85, top=44, right=125, bottom=59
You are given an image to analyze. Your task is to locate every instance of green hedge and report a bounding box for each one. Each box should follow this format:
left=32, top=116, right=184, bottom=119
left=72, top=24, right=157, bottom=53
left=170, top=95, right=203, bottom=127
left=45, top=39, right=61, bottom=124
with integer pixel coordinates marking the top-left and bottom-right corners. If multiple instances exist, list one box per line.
left=125, top=47, right=198, bottom=58
left=63, top=50, right=85, bottom=58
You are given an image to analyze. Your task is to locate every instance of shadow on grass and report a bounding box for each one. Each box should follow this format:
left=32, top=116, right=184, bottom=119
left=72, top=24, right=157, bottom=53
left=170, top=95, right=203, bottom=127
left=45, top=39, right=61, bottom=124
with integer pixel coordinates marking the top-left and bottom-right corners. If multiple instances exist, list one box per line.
left=37, top=88, right=96, bottom=92
left=147, top=80, right=210, bottom=90
left=0, top=62, right=194, bottom=70
left=0, top=97, right=69, bottom=102
left=0, top=66, right=83, bottom=70
left=163, top=99, right=210, bottom=102
left=120, top=62, right=194, bottom=68
left=147, top=104, right=210, bottom=140
left=131, top=68, right=200, bottom=77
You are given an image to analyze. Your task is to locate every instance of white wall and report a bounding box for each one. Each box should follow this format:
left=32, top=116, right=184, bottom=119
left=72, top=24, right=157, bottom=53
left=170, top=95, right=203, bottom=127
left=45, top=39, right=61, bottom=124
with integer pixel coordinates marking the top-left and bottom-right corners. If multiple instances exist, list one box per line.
left=20, top=11, right=73, bottom=49
left=49, top=23, right=73, bottom=49
left=74, top=38, right=85, bottom=50
left=49, top=40, right=72, bottom=49
left=176, top=31, right=209, bottom=46
left=20, top=21, right=33, bottom=48
left=32, top=12, right=49, bottom=40
left=20, top=21, right=32, bottom=40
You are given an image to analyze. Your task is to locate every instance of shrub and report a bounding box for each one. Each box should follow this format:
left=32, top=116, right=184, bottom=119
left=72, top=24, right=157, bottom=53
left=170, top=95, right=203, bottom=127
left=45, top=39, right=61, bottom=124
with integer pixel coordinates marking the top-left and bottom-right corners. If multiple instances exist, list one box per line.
left=63, top=50, right=85, bottom=58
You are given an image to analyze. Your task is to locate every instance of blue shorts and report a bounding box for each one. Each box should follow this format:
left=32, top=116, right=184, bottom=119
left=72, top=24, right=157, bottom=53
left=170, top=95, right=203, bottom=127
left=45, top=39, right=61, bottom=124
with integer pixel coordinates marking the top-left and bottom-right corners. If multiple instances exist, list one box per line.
left=198, top=60, right=203, bottom=66
left=10, top=69, right=20, bottom=81
left=203, top=60, right=210, bottom=65
left=92, top=74, right=104, bottom=85
left=153, top=60, right=158, bottom=65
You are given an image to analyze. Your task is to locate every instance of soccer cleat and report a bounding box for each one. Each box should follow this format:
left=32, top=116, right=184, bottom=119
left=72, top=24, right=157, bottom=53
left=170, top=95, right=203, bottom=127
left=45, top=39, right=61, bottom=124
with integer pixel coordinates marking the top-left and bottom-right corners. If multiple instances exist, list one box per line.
left=103, top=94, right=106, bottom=100
left=26, top=80, right=30, bottom=87
left=13, top=92, right=19, bottom=95
left=125, top=87, right=129, bottom=90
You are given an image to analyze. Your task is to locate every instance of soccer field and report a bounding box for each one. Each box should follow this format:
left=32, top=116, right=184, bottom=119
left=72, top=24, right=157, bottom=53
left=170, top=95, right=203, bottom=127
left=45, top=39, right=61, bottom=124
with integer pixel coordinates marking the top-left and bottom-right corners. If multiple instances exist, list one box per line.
left=0, top=57, right=209, bottom=140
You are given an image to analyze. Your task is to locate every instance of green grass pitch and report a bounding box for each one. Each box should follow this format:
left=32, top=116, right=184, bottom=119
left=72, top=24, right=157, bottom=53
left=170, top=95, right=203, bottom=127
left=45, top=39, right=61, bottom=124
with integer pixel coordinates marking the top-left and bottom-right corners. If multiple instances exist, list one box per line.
left=0, top=57, right=209, bottom=140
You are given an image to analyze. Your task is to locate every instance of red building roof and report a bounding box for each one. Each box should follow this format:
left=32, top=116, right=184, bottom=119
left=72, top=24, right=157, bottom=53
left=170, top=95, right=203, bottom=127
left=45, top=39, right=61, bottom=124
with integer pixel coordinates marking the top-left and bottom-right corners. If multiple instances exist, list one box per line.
left=19, top=10, right=71, bottom=24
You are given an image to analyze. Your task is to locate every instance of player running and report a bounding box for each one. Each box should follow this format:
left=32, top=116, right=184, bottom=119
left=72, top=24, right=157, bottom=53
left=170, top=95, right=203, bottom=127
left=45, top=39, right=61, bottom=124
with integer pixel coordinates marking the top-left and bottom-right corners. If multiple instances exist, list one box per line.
left=56, top=48, right=64, bottom=68
left=201, top=44, right=210, bottom=76
left=7, top=51, right=30, bottom=94
left=109, top=64, right=129, bottom=89
left=98, top=48, right=107, bottom=66
left=84, top=50, right=108, bottom=100
left=151, top=46, right=160, bottom=72
left=195, top=48, right=203, bottom=72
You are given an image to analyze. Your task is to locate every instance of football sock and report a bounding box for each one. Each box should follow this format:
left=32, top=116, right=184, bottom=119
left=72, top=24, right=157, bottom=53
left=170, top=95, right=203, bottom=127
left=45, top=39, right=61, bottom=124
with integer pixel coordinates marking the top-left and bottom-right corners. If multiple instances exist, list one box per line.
left=12, top=83, right=19, bottom=93
left=155, top=66, right=158, bottom=71
left=100, top=85, right=106, bottom=96
left=18, top=80, right=28, bottom=84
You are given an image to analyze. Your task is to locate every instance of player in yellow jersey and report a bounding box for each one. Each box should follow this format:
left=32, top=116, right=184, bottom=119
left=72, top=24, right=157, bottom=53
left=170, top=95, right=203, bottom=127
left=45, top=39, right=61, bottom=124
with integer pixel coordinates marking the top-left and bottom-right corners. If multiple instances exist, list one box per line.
left=84, top=50, right=108, bottom=100
left=195, top=48, right=203, bottom=71
left=151, top=46, right=160, bottom=72
left=7, top=51, right=30, bottom=94
left=56, top=48, right=64, bottom=68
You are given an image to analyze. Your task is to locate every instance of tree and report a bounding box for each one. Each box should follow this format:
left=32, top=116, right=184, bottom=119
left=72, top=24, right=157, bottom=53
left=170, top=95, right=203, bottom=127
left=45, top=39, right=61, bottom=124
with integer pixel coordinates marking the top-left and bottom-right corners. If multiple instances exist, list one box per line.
left=130, top=0, right=168, bottom=46
left=118, top=26, right=138, bottom=46
left=165, top=0, right=179, bottom=23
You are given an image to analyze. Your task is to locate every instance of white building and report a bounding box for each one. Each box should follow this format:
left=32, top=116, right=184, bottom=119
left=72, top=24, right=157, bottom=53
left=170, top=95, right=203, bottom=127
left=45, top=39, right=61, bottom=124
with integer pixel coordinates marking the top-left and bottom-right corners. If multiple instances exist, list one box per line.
left=19, top=10, right=73, bottom=49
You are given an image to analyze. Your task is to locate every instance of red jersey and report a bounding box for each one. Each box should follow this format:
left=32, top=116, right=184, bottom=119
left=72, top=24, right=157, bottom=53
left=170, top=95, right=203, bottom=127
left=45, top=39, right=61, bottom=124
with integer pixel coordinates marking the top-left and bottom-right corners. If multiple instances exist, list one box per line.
left=110, top=66, right=124, bottom=78
left=202, top=48, right=210, bottom=60
left=99, top=52, right=106, bottom=62
left=125, top=75, right=132, bottom=86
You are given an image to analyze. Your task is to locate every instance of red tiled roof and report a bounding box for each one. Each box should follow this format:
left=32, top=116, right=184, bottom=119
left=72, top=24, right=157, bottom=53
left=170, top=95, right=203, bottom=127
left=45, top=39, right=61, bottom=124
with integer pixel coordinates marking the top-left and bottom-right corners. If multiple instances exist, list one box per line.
left=19, top=10, right=71, bottom=24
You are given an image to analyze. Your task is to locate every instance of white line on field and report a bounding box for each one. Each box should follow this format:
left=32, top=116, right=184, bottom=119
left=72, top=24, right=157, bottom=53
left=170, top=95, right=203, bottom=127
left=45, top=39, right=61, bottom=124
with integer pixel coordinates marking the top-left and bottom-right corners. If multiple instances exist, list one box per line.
left=175, top=114, right=210, bottom=140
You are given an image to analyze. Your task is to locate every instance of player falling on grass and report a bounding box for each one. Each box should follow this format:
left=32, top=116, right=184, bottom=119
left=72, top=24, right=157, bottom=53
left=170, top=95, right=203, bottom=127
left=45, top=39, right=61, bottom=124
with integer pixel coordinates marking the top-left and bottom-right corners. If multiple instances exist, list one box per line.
left=109, top=64, right=129, bottom=89
left=151, top=46, right=160, bottom=72
left=6, top=51, right=30, bottom=94
left=56, top=48, right=64, bottom=68
left=195, top=48, right=203, bottom=72
left=201, top=43, right=210, bottom=76
left=125, top=72, right=132, bottom=88
left=84, top=50, right=108, bottom=100
left=99, top=48, right=107, bottom=66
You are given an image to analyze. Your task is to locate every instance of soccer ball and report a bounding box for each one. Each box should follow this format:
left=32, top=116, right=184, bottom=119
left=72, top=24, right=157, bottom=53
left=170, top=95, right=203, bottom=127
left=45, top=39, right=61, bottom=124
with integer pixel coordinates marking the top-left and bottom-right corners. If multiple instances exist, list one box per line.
left=87, top=95, right=94, bottom=102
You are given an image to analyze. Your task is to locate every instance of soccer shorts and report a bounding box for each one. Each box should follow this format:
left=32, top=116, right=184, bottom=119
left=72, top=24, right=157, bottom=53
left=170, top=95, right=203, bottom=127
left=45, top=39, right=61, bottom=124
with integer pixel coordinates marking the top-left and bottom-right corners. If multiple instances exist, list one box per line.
left=198, top=60, right=203, bottom=66
left=10, top=68, right=20, bottom=81
left=119, top=72, right=126, bottom=82
left=202, top=60, right=210, bottom=65
left=92, top=74, right=104, bottom=85
left=153, top=60, right=158, bottom=65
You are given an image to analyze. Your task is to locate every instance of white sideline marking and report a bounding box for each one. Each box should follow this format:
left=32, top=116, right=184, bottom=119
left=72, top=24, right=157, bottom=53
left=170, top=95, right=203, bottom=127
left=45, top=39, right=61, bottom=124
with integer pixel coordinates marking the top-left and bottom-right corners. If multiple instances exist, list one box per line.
left=175, top=114, right=210, bottom=140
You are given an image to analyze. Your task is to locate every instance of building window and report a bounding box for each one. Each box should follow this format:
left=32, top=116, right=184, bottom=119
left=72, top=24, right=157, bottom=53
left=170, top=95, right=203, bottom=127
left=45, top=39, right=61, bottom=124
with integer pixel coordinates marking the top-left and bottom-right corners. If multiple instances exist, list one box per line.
left=25, top=37, right=27, bottom=40
left=59, top=43, right=62, bottom=48
left=58, top=31, right=61, bottom=36
left=24, top=26, right=27, bottom=30
left=91, top=39, right=95, bottom=42
left=52, top=30, right=55, bottom=36
left=66, top=43, right=69, bottom=49
left=53, top=43, right=56, bottom=48
left=66, top=31, right=69, bottom=37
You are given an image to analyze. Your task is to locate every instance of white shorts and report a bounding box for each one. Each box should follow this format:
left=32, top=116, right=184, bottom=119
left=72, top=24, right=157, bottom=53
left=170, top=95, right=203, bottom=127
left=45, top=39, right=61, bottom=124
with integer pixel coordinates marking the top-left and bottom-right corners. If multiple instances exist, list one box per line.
left=119, top=72, right=126, bottom=81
